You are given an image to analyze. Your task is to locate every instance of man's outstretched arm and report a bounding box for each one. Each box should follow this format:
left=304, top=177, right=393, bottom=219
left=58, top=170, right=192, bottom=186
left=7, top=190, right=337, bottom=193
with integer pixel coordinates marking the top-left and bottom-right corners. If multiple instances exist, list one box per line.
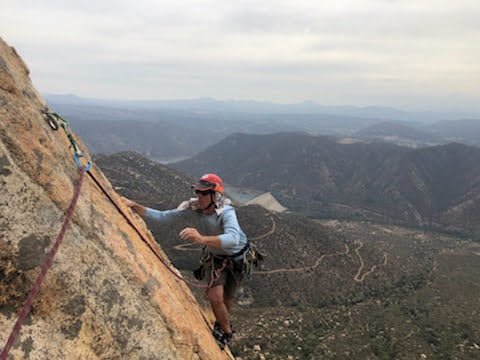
left=121, top=196, right=146, bottom=217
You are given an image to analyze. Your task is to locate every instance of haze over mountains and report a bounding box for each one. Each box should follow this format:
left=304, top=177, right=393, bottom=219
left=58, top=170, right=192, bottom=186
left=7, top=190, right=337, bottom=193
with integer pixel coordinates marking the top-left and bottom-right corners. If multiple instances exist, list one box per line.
left=47, top=94, right=480, bottom=162
left=46, top=94, right=480, bottom=122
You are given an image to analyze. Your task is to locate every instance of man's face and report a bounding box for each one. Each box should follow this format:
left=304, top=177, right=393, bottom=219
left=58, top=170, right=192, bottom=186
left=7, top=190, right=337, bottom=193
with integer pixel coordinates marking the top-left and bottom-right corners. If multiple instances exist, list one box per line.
left=196, top=189, right=214, bottom=210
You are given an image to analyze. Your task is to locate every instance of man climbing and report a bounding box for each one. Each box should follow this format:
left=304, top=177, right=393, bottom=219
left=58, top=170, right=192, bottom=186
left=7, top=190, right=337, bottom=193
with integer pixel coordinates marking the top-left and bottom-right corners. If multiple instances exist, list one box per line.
left=122, top=173, right=248, bottom=349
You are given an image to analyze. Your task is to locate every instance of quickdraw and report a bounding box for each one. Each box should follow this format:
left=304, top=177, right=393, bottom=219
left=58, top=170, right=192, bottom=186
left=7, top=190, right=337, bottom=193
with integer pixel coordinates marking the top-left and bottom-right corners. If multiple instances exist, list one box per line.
left=242, top=242, right=266, bottom=278
left=42, top=108, right=92, bottom=171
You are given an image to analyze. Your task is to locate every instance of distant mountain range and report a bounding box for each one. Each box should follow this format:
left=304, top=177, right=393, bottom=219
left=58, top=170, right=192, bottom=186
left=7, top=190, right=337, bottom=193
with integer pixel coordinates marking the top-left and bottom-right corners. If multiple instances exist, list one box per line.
left=71, top=116, right=209, bottom=161
left=47, top=96, right=480, bottom=162
left=426, top=119, right=480, bottom=146
left=354, top=121, right=444, bottom=146
left=355, top=120, right=480, bottom=148
left=174, top=132, right=480, bottom=236
left=46, top=93, right=480, bottom=123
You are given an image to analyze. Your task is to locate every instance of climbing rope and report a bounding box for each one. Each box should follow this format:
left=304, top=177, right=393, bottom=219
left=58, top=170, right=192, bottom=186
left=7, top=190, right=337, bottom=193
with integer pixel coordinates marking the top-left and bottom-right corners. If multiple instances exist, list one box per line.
left=0, top=165, right=88, bottom=360
left=1, top=110, right=92, bottom=358
left=86, top=169, right=214, bottom=289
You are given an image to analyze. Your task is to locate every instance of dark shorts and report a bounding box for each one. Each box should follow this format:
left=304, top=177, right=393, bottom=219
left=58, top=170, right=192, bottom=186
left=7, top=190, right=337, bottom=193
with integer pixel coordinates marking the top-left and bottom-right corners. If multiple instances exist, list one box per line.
left=208, top=257, right=244, bottom=299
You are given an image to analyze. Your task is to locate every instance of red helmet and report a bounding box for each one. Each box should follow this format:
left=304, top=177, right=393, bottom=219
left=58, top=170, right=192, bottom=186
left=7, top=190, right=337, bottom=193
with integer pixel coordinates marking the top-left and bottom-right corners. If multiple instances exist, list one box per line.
left=192, top=173, right=224, bottom=194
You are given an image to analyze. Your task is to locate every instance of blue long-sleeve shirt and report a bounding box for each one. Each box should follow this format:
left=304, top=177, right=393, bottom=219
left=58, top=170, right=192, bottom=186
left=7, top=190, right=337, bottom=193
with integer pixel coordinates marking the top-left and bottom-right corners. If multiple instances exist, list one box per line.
left=145, top=205, right=248, bottom=258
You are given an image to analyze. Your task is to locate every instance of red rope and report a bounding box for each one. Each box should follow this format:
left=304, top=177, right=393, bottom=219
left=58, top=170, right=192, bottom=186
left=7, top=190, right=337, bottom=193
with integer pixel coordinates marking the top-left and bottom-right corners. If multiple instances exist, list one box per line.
left=0, top=166, right=87, bottom=360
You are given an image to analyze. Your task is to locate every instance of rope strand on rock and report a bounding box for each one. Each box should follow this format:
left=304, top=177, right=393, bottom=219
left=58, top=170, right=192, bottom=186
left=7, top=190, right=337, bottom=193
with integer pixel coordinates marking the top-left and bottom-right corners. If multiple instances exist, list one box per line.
left=0, top=166, right=88, bottom=360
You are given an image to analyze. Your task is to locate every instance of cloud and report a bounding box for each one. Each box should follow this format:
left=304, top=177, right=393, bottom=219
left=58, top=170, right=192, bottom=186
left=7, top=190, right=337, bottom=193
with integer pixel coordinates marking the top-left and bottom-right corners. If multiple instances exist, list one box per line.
left=1, top=0, right=479, bottom=111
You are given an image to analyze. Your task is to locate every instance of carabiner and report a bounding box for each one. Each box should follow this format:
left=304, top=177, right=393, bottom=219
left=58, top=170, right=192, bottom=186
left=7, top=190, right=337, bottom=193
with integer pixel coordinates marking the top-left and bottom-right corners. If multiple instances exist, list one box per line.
left=73, top=153, right=92, bottom=172
left=43, top=112, right=60, bottom=131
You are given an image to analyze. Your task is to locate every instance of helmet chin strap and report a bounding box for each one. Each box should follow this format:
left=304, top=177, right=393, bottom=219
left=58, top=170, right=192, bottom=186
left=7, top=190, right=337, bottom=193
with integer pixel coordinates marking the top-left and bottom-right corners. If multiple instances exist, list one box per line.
left=201, top=193, right=216, bottom=211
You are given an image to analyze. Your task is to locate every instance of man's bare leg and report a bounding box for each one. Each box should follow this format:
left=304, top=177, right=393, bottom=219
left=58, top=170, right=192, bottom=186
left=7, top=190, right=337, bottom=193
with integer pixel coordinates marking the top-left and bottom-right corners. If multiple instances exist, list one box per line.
left=207, top=285, right=232, bottom=333
left=224, top=296, right=234, bottom=313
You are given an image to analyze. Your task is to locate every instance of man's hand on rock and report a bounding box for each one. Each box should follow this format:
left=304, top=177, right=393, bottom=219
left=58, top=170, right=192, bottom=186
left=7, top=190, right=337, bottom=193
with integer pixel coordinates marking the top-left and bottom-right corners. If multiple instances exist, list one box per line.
left=121, top=196, right=137, bottom=208
left=121, top=196, right=146, bottom=217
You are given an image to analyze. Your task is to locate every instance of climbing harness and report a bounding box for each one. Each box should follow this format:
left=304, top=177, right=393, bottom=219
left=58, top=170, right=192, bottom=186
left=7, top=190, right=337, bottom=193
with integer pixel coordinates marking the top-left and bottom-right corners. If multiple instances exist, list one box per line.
left=195, top=240, right=265, bottom=285
left=195, top=250, right=229, bottom=287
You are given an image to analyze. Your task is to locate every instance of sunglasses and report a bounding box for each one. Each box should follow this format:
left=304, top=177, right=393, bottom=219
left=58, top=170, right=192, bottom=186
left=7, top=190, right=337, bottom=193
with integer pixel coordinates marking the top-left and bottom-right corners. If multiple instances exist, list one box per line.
left=195, top=189, right=213, bottom=196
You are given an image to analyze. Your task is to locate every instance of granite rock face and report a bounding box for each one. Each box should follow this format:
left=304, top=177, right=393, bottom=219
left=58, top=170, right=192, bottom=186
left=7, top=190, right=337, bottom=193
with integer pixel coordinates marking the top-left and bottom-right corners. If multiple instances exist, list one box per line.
left=0, top=37, right=230, bottom=359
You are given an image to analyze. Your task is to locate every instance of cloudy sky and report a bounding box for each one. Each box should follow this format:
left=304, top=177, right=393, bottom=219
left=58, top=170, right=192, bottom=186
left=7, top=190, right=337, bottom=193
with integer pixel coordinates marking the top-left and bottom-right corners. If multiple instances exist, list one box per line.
left=2, top=0, right=479, bottom=112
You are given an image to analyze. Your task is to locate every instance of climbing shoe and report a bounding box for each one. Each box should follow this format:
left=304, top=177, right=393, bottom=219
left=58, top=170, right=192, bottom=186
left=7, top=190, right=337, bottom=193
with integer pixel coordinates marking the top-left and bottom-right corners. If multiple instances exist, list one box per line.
left=211, top=323, right=233, bottom=350
left=212, top=322, right=223, bottom=340
left=217, top=332, right=233, bottom=350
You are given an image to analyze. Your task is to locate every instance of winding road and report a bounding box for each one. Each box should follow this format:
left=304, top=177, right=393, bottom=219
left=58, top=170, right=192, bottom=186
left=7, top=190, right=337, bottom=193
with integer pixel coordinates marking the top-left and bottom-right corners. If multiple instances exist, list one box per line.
left=249, top=216, right=276, bottom=241
left=254, top=244, right=350, bottom=274
left=353, top=240, right=389, bottom=282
